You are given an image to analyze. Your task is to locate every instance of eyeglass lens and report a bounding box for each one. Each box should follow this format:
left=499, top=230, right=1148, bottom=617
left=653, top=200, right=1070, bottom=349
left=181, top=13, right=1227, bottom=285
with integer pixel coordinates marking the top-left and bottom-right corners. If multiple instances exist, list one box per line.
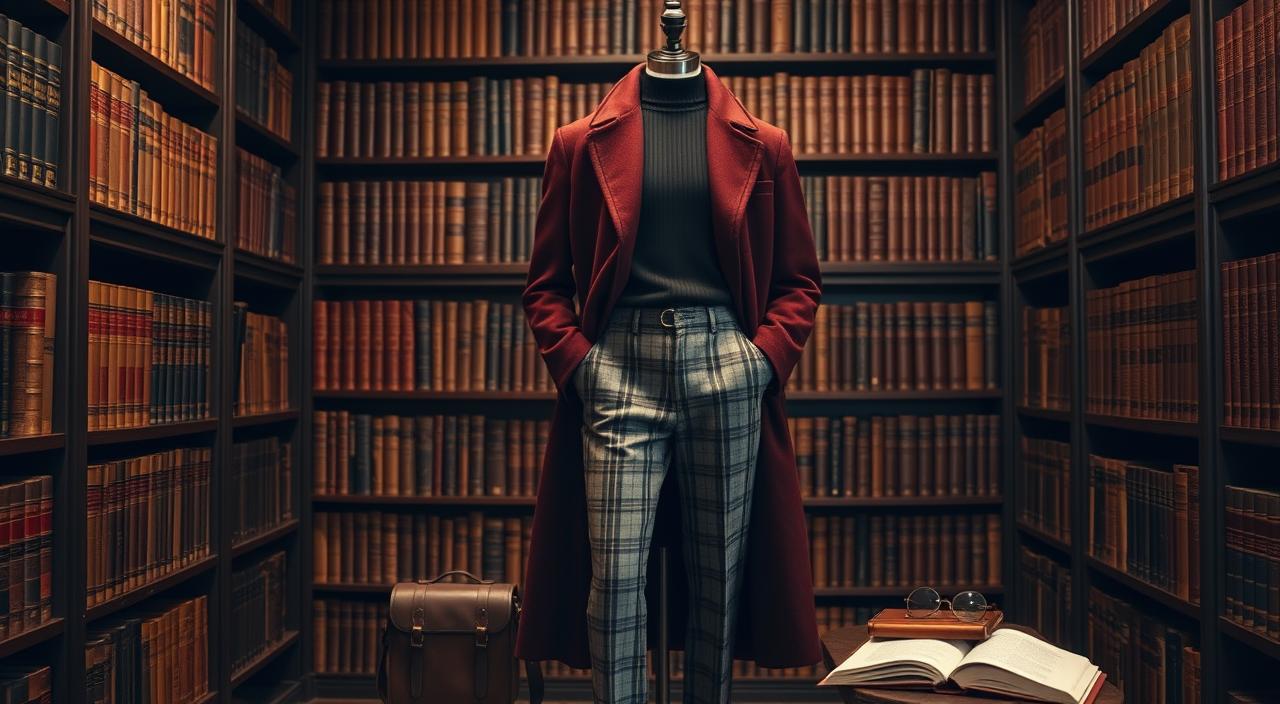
left=951, top=590, right=988, bottom=621
left=906, top=587, right=942, bottom=616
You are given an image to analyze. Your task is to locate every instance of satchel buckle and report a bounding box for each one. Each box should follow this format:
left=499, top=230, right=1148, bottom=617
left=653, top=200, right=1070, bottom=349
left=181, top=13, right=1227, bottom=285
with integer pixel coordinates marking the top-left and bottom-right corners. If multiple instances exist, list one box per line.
left=476, top=607, right=489, bottom=647
left=410, top=607, right=426, bottom=648
left=659, top=308, right=677, bottom=328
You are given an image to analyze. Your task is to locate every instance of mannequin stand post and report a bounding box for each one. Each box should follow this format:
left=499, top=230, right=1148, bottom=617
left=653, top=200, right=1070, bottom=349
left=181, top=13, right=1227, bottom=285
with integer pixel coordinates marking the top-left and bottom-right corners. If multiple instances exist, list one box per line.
left=656, top=546, right=671, bottom=704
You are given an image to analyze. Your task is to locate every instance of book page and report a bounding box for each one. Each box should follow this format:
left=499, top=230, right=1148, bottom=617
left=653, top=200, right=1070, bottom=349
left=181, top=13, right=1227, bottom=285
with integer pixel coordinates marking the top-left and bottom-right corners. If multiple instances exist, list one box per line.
left=821, top=636, right=971, bottom=685
left=955, top=629, right=1099, bottom=701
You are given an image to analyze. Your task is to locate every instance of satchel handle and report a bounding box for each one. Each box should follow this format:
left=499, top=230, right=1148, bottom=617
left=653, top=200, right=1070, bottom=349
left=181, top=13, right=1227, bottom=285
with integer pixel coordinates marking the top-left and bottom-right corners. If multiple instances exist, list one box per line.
left=422, top=569, right=494, bottom=585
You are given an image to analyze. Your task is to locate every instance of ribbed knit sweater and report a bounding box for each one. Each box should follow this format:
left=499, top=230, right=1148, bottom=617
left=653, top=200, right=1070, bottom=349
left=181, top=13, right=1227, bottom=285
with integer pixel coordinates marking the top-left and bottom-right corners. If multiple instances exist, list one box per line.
left=616, top=70, right=732, bottom=308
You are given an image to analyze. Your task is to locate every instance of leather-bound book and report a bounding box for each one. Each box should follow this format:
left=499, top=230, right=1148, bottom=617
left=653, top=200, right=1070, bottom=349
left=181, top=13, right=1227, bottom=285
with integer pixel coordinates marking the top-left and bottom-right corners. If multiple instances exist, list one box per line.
left=814, top=417, right=830, bottom=495
left=849, top=0, right=864, bottom=53
left=854, top=302, right=870, bottom=390
left=796, top=416, right=814, bottom=496
left=900, top=415, right=917, bottom=496
left=868, top=303, right=883, bottom=390
left=896, top=301, right=912, bottom=389
left=867, top=177, right=886, bottom=259
left=947, top=302, right=966, bottom=389
left=870, top=416, right=885, bottom=497
left=812, top=515, right=828, bottom=586
left=772, top=0, right=791, bottom=52
left=912, top=302, right=930, bottom=390
left=866, top=0, right=881, bottom=52
left=869, top=515, right=885, bottom=586
left=929, top=302, right=947, bottom=389
left=918, top=415, right=935, bottom=496
left=884, top=417, right=899, bottom=495
left=867, top=608, right=1004, bottom=640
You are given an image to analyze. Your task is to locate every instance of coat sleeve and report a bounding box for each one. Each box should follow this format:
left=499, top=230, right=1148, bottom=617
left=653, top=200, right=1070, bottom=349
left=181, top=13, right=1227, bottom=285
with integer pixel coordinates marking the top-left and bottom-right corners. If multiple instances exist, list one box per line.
left=750, top=130, right=822, bottom=390
left=523, top=128, right=593, bottom=393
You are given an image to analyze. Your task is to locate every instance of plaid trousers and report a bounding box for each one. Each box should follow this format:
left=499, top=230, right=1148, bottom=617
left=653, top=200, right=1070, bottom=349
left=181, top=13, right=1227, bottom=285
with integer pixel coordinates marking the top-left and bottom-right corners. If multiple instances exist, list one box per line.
left=572, top=305, right=774, bottom=704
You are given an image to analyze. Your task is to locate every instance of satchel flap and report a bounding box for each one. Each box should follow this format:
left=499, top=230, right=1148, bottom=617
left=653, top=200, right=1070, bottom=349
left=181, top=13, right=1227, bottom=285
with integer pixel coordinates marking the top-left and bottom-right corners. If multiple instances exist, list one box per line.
left=388, top=582, right=515, bottom=635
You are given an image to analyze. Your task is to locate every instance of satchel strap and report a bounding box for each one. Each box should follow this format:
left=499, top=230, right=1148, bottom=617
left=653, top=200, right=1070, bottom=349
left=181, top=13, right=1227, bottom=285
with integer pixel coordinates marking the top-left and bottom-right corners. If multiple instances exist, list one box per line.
left=475, top=583, right=491, bottom=698
left=424, top=569, right=493, bottom=585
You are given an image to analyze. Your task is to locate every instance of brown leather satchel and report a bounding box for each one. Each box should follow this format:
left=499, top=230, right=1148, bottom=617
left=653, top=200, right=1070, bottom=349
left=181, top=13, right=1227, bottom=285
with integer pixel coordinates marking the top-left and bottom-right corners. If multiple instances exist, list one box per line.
left=376, top=570, right=544, bottom=704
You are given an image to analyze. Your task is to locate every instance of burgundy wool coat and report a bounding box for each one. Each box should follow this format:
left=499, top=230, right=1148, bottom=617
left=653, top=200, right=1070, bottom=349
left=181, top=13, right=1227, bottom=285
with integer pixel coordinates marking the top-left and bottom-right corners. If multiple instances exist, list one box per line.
left=516, top=63, right=823, bottom=670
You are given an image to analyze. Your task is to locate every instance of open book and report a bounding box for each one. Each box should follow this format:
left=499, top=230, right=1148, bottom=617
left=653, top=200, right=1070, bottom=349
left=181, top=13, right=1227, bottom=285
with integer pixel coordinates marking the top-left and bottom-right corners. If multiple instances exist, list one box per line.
left=818, top=628, right=1105, bottom=704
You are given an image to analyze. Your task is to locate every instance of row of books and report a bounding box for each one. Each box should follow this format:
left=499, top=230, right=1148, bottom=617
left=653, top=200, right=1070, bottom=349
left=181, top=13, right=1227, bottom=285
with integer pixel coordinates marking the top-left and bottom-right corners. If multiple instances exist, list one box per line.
left=791, top=414, right=1001, bottom=499
left=236, top=147, right=297, bottom=264
left=0, top=476, right=52, bottom=640
left=312, top=599, right=880, bottom=680
left=1084, top=270, right=1199, bottom=422
left=1222, top=253, right=1280, bottom=430
left=232, top=306, right=289, bottom=416
left=1021, top=304, right=1070, bottom=411
left=1086, top=587, right=1200, bottom=704
left=316, top=178, right=542, bottom=266
left=235, top=21, right=293, bottom=142
left=1019, top=437, right=1070, bottom=544
left=1013, top=109, right=1068, bottom=257
left=1088, top=456, right=1200, bottom=603
left=230, top=437, right=294, bottom=545
left=1082, top=0, right=1160, bottom=58
left=86, top=447, right=212, bottom=607
left=808, top=513, right=1001, bottom=589
left=789, top=301, right=999, bottom=392
left=87, top=281, right=212, bottom=430
left=1019, top=0, right=1065, bottom=108
left=315, top=72, right=995, bottom=159
left=0, top=272, right=56, bottom=438
left=93, top=0, right=217, bottom=91
left=230, top=551, right=288, bottom=675
left=314, top=0, right=992, bottom=60
left=1224, top=484, right=1280, bottom=641
left=0, top=667, right=48, bottom=704
left=1216, top=0, right=1280, bottom=181
left=85, top=596, right=210, bottom=704
left=1082, top=16, right=1193, bottom=232
left=802, top=174, right=999, bottom=263
left=1015, top=547, right=1072, bottom=649
left=89, top=63, right=219, bottom=241
left=312, top=299, right=552, bottom=393
left=312, top=412, right=549, bottom=498
left=720, top=71, right=996, bottom=155
left=0, top=16, right=61, bottom=190
left=312, top=509, right=1000, bottom=590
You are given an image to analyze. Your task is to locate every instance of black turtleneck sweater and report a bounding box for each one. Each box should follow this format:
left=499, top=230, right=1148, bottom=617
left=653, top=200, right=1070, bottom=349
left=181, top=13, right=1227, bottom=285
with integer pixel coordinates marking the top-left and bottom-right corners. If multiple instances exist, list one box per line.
left=616, top=70, right=732, bottom=308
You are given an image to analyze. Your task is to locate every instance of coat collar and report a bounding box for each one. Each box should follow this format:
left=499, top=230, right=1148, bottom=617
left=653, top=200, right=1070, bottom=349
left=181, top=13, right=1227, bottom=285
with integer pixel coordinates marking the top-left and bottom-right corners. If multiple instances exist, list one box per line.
left=586, top=63, right=764, bottom=309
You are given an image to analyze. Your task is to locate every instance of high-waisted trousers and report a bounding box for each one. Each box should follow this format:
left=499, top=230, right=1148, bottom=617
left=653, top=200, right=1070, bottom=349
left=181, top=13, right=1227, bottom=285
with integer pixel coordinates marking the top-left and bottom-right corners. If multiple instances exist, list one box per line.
left=572, top=305, right=773, bottom=704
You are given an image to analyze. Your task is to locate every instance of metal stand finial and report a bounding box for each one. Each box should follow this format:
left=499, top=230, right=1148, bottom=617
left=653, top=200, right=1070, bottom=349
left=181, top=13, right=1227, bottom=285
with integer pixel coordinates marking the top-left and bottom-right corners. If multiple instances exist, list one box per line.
left=647, top=1, right=701, bottom=78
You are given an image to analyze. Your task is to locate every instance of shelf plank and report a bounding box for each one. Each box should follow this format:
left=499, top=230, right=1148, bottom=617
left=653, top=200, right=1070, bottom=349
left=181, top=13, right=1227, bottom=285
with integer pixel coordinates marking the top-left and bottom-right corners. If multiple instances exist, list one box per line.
left=232, top=409, right=300, bottom=428
left=0, top=618, right=65, bottom=660
left=1220, top=617, right=1280, bottom=662
left=311, top=494, right=1002, bottom=509
left=90, top=20, right=220, bottom=118
left=1084, top=413, right=1200, bottom=438
left=1080, top=0, right=1186, bottom=77
left=234, top=249, right=304, bottom=289
left=235, top=109, right=300, bottom=164
left=235, top=680, right=301, bottom=704
left=312, top=389, right=1001, bottom=402
left=312, top=582, right=1002, bottom=598
left=0, top=433, right=65, bottom=457
left=87, top=419, right=219, bottom=447
left=1221, top=426, right=1280, bottom=447
left=317, top=52, right=998, bottom=77
left=230, top=630, right=300, bottom=688
left=90, top=205, right=224, bottom=271
left=1017, top=522, right=1072, bottom=556
left=237, top=0, right=300, bottom=52
left=1011, top=241, right=1069, bottom=282
left=1078, top=195, right=1195, bottom=262
left=1017, top=406, right=1072, bottom=422
left=1087, top=557, right=1200, bottom=620
left=231, top=518, right=299, bottom=558
left=85, top=555, right=218, bottom=623
left=1212, top=160, right=1280, bottom=223
left=193, top=691, right=219, bottom=704
left=0, top=176, right=76, bottom=231
left=1015, top=76, right=1065, bottom=130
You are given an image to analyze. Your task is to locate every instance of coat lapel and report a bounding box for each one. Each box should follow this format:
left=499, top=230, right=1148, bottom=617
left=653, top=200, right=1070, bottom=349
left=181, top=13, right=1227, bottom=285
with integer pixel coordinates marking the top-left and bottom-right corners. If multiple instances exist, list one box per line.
left=582, top=64, right=764, bottom=317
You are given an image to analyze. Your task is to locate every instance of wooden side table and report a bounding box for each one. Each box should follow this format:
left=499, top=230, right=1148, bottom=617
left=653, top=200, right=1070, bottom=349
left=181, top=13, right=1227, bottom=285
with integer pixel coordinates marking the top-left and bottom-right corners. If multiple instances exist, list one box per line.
left=819, top=625, right=1124, bottom=704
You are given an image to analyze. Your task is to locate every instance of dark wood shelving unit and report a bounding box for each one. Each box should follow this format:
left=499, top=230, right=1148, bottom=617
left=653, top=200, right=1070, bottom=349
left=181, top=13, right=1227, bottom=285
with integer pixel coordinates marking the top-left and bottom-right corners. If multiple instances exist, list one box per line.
left=1014, top=76, right=1064, bottom=129
left=1219, top=617, right=1280, bottom=663
left=1083, top=413, right=1201, bottom=438
left=1016, top=522, right=1071, bottom=557
left=1210, top=160, right=1280, bottom=223
left=84, top=555, right=219, bottom=624
left=1078, top=0, right=1187, bottom=77
left=86, top=419, right=219, bottom=446
left=89, top=205, right=224, bottom=271
left=0, top=433, right=66, bottom=457
left=311, top=494, right=1003, bottom=509
left=0, top=618, right=65, bottom=660
left=813, top=585, right=1005, bottom=598
left=232, top=409, right=300, bottom=428
left=234, top=249, right=304, bottom=288
left=235, top=109, right=300, bottom=164
left=1085, top=556, right=1200, bottom=621
left=237, top=0, right=299, bottom=52
left=1220, top=426, right=1280, bottom=448
left=231, top=519, right=300, bottom=558
left=1011, top=241, right=1069, bottom=282
left=230, top=630, right=300, bottom=688
left=1017, top=406, right=1072, bottom=422
left=0, top=177, right=76, bottom=221
left=1077, top=194, right=1196, bottom=260
left=90, top=19, right=220, bottom=117
left=312, top=389, right=1001, bottom=403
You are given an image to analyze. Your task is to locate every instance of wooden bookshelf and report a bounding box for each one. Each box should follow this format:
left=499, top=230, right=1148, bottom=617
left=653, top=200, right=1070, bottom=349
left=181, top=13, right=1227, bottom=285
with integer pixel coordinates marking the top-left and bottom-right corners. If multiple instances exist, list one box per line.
left=0, top=433, right=65, bottom=457
left=1082, top=413, right=1201, bottom=438
left=0, top=618, right=65, bottom=660
left=84, top=555, right=219, bottom=624
left=230, top=630, right=301, bottom=688
left=1085, top=556, right=1200, bottom=621
left=232, top=409, right=300, bottom=428
left=1017, top=406, right=1072, bottom=422
left=86, top=419, right=219, bottom=446
left=311, top=494, right=1002, bottom=509
left=235, top=108, right=300, bottom=163
left=89, top=19, right=220, bottom=117
left=1078, top=0, right=1187, bottom=76
left=231, top=518, right=300, bottom=558
left=1015, top=75, right=1065, bottom=129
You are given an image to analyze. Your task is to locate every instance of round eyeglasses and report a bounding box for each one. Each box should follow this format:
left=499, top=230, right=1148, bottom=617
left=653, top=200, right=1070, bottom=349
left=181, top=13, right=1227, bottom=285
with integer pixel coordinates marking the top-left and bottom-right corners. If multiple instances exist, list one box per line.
left=904, top=587, right=994, bottom=622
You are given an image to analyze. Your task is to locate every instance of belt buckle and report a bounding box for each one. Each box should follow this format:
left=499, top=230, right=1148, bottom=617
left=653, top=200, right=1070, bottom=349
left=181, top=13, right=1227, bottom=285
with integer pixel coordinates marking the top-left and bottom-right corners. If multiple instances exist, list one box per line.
left=659, top=308, right=677, bottom=328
